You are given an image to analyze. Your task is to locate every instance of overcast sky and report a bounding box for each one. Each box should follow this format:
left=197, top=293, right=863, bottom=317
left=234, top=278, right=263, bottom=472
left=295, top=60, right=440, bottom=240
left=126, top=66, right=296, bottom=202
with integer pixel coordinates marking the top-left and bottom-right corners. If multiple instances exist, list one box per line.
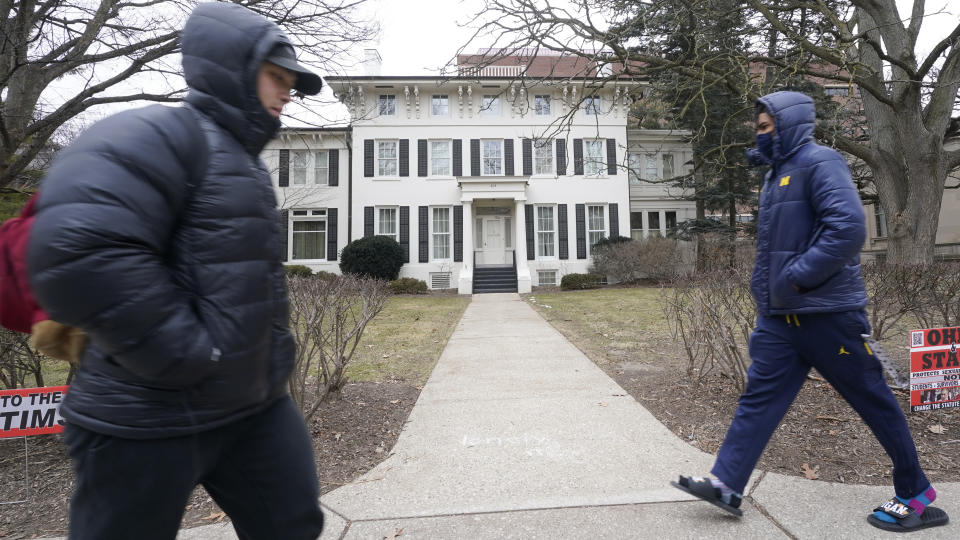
left=45, top=0, right=960, bottom=132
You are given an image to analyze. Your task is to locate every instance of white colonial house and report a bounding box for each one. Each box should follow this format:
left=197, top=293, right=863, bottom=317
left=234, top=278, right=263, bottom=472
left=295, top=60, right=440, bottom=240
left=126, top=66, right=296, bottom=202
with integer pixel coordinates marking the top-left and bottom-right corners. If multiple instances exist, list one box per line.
left=262, top=51, right=696, bottom=293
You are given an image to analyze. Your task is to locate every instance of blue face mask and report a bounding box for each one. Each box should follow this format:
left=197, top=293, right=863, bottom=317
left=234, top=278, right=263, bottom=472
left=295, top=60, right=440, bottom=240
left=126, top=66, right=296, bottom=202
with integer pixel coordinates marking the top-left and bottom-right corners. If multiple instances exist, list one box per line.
left=756, top=132, right=774, bottom=161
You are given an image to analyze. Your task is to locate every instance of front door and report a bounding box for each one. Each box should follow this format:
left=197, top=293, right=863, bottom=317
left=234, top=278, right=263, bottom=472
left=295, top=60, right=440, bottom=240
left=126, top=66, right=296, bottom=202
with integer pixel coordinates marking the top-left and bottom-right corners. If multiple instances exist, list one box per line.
left=480, top=216, right=505, bottom=265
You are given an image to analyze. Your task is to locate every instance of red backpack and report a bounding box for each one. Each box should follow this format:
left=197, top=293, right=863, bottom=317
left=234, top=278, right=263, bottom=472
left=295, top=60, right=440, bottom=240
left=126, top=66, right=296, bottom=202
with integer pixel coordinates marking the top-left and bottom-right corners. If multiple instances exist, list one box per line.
left=0, top=193, right=48, bottom=333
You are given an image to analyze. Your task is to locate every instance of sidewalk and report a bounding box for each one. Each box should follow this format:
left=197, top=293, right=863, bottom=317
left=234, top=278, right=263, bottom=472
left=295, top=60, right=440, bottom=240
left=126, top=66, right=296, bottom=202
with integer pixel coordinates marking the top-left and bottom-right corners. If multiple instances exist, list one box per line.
left=49, top=293, right=960, bottom=539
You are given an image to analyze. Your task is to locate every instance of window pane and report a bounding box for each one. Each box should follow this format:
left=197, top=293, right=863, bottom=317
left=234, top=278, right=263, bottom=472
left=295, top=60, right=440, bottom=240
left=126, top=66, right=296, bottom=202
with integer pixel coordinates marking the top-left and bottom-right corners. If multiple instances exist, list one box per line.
left=662, top=153, right=674, bottom=179
left=431, top=95, right=449, bottom=116
left=537, top=207, right=554, bottom=257
left=431, top=141, right=450, bottom=176
left=292, top=220, right=326, bottom=260
left=666, top=211, right=677, bottom=229
left=378, top=208, right=397, bottom=236
left=628, top=153, right=642, bottom=184
left=433, top=207, right=450, bottom=233
left=482, top=140, right=502, bottom=175
left=379, top=95, right=395, bottom=115
left=534, top=140, right=553, bottom=175
left=292, top=151, right=307, bottom=185
left=535, top=95, right=551, bottom=115
left=584, top=97, right=601, bottom=115
left=588, top=205, right=605, bottom=230
left=378, top=141, right=397, bottom=176
left=645, top=154, right=658, bottom=179
left=481, top=96, right=500, bottom=116
left=504, top=217, right=512, bottom=248
left=648, top=211, right=661, bottom=230
left=314, top=150, right=328, bottom=184
left=585, top=140, right=604, bottom=176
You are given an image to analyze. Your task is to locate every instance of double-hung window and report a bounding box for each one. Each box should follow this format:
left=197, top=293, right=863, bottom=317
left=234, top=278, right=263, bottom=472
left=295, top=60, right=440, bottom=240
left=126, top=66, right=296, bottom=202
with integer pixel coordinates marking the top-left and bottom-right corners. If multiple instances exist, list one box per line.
left=587, top=205, right=607, bottom=252
left=481, top=95, right=500, bottom=117
left=584, top=96, right=601, bottom=116
left=584, top=140, right=604, bottom=176
left=377, top=140, right=398, bottom=177
left=377, top=207, right=398, bottom=241
left=630, top=211, right=643, bottom=241
left=291, top=209, right=326, bottom=260
left=314, top=150, right=329, bottom=185
left=378, top=95, right=396, bottom=116
left=431, top=207, right=452, bottom=260
left=874, top=205, right=888, bottom=238
left=431, top=95, right=449, bottom=116
left=534, top=95, right=551, bottom=116
left=481, top=139, right=503, bottom=175
left=430, top=140, right=451, bottom=176
left=292, top=150, right=308, bottom=185
left=536, top=206, right=555, bottom=258
left=534, top=139, right=553, bottom=175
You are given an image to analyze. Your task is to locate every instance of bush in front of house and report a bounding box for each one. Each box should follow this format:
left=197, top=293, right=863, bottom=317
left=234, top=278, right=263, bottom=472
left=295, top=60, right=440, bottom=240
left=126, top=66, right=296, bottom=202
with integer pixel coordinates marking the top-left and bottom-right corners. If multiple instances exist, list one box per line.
left=339, top=235, right=405, bottom=280
left=285, top=264, right=313, bottom=277
left=560, top=272, right=605, bottom=291
left=389, top=277, right=428, bottom=295
left=591, top=235, right=633, bottom=250
left=591, top=236, right=685, bottom=284
left=313, top=270, right=338, bottom=281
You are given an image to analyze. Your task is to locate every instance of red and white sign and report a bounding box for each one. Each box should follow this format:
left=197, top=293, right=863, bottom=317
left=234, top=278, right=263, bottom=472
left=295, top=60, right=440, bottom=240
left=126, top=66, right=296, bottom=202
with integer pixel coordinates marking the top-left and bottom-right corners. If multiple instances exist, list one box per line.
left=0, top=385, right=68, bottom=438
left=909, top=327, right=960, bottom=412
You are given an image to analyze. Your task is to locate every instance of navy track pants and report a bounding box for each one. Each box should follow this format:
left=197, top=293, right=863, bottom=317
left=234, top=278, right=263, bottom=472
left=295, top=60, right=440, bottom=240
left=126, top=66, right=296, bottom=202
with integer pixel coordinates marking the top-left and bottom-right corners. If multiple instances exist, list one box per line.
left=711, top=310, right=929, bottom=497
left=64, top=396, right=324, bottom=540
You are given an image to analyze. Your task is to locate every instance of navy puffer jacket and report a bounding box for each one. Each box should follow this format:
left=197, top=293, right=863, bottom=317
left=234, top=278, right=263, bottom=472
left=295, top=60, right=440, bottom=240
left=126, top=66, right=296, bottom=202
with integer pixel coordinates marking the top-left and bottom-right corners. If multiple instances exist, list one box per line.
left=27, top=3, right=296, bottom=438
left=749, top=91, right=868, bottom=316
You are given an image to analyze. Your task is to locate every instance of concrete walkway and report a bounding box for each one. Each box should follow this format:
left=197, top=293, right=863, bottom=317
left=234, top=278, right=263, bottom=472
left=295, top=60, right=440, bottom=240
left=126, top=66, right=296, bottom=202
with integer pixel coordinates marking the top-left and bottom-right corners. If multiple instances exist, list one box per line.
left=46, top=293, right=960, bottom=539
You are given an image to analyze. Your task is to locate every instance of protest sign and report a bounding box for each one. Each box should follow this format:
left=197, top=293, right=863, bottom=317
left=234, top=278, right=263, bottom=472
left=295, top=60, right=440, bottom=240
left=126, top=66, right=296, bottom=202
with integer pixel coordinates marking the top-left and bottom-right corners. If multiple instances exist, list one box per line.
left=0, top=385, right=68, bottom=438
left=909, top=327, right=960, bottom=412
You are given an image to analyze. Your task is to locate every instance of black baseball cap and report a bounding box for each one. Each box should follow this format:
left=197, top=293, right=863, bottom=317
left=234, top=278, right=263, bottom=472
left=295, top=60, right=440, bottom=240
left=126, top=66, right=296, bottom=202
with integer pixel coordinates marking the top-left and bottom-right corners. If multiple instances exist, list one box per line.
left=265, top=43, right=323, bottom=95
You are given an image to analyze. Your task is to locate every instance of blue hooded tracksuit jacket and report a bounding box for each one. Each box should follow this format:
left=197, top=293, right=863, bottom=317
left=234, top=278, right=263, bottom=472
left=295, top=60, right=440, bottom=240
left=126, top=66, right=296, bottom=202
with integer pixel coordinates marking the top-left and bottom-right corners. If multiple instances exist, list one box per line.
left=711, top=92, right=928, bottom=499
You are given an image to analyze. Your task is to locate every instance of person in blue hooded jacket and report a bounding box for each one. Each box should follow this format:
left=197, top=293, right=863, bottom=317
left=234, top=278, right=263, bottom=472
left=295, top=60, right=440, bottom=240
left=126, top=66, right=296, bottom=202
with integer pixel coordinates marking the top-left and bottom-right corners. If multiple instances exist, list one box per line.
left=27, top=3, right=325, bottom=539
left=672, top=91, right=948, bottom=532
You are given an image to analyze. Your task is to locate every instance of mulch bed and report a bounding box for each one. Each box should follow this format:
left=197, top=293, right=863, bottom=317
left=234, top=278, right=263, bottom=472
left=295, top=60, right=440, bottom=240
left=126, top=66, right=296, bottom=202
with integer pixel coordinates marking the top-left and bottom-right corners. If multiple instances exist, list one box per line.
left=0, top=382, right=418, bottom=539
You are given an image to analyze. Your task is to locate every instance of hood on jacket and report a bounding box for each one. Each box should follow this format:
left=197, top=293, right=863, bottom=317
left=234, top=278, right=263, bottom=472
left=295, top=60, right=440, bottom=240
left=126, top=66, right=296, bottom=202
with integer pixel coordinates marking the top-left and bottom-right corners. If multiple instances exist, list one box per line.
left=181, top=2, right=289, bottom=155
left=747, top=91, right=816, bottom=166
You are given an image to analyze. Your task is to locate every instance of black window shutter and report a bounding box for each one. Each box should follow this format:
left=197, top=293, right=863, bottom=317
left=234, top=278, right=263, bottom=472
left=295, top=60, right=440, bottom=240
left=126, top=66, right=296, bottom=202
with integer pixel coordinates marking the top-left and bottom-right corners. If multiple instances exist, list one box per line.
left=576, top=204, right=586, bottom=259
left=419, top=206, right=429, bottom=263
left=364, top=139, right=374, bottom=177
left=326, top=208, right=338, bottom=261
left=454, top=205, right=463, bottom=262
left=400, top=206, right=410, bottom=263
left=364, top=206, right=374, bottom=237
left=279, top=209, right=289, bottom=261
left=522, top=138, right=533, bottom=176
left=504, top=139, right=514, bottom=176
left=418, top=139, right=428, bottom=177
left=558, top=204, right=569, bottom=260
left=453, top=139, right=463, bottom=176
left=525, top=204, right=535, bottom=260
left=328, top=149, right=339, bottom=186
left=609, top=203, right=619, bottom=239
left=556, top=139, right=567, bottom=175
left=573, top=139, right=584, bottom=175
left=606, top=139, right=617, bottom=176
left=399, top=139, right=409, bottom=177
left=278, top=149, right=289, bottom=187
left=470, top=139, right=480, bottom=176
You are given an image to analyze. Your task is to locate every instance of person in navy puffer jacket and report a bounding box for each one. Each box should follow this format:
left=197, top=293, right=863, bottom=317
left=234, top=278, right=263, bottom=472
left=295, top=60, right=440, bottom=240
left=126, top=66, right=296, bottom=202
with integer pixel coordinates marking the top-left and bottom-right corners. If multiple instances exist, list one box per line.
left=27, top=4, right=325, bottom=539
left=673, top=91, right=947, bottom=532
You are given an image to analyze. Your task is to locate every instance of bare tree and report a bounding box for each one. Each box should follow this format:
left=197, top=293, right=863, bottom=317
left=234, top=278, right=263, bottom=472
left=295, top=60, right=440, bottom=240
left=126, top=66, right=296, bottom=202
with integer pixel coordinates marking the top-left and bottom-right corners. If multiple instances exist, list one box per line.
left=0, top=0, right=377, bottom=188
left=460, top=0, right=960, bottom=265
left=286, top=274, right=388, bottom=420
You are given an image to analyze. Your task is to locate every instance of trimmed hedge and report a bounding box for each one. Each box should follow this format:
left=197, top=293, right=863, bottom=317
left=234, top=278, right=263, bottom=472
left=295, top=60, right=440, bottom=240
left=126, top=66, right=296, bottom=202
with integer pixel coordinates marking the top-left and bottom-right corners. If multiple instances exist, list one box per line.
left=388, top=277, right=428, bottom=295
left=560, top=272, right=605, bottom=291
left=339, top=235, right=405, bottom=280
left=285, top=264, right=313, bottom=277
left=313, top=270, right=338, bottom=281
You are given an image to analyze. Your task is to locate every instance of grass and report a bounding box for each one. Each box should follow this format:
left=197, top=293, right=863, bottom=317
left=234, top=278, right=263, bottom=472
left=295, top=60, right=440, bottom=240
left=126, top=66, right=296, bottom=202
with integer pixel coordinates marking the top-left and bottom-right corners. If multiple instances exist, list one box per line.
left=345, top=294, right=471, bottom=385
left=525, top=287, right=682, bottom=368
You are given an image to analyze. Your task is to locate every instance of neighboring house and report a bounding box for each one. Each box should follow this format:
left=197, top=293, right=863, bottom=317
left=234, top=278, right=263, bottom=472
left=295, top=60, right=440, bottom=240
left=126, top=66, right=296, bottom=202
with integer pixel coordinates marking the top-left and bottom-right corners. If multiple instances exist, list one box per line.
left=264, top=50, right=695, bottom=293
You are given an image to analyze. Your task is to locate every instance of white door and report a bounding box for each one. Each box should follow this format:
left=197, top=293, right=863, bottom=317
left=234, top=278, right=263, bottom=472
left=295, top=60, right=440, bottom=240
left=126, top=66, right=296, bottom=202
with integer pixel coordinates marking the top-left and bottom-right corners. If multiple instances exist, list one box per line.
left=480, top=216, right=505, bottom=265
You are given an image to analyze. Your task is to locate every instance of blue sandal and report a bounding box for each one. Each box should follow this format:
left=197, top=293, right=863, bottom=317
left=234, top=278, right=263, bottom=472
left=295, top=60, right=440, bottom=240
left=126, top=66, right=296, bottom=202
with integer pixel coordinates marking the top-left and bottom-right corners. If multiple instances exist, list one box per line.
left=867, top=497, right=949, bottom=532
left=671, top=475, right=743, bottom=517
